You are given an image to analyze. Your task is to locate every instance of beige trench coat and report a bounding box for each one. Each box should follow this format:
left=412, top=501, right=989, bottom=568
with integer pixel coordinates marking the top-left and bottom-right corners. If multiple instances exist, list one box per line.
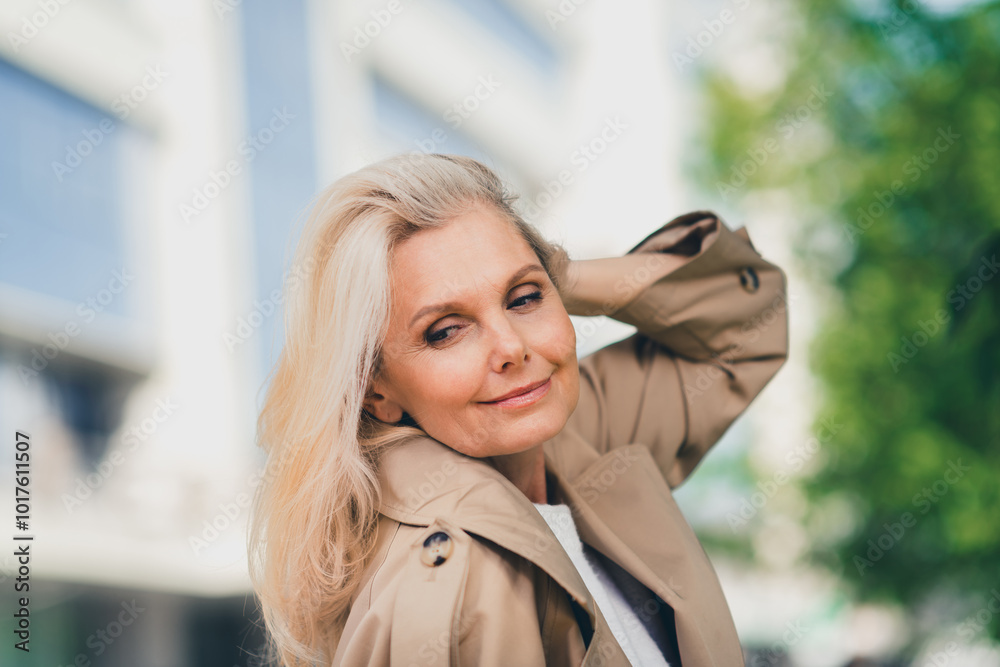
left=332, top=211, right=789, bottom=666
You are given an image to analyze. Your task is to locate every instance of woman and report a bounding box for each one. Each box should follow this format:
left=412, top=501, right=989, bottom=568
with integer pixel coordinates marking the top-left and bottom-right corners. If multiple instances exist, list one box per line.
left=248, top=153, right=788, bottom=666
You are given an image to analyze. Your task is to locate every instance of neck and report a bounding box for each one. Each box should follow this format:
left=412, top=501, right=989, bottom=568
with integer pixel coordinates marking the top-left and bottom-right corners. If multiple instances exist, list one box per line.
left=488, top=444, right=548, bottom=504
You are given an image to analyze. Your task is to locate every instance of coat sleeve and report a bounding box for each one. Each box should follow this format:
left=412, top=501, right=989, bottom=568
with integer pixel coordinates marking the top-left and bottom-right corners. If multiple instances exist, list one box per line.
left=562, top=211, right=789, bottom=488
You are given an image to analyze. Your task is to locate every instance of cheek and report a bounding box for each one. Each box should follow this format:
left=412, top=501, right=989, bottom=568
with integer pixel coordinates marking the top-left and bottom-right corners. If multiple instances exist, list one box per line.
left=403, top=353, right=483, bottom=407
left=542, top=313, right=580, bottom=405
left=534, top=311, right=577, bottom=364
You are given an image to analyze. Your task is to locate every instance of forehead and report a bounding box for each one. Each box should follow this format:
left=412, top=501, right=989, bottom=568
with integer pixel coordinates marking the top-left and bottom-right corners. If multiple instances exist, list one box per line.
left=389, top=205, right=540, bottom=316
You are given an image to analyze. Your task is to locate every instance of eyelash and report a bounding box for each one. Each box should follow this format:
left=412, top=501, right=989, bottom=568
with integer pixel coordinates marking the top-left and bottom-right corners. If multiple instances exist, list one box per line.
left=425, top=290, right=544, bottom=345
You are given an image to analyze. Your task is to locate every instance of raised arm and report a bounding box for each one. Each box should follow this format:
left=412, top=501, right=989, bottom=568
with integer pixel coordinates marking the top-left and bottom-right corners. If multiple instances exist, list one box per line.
left=555, top=211, right=789, bottom=488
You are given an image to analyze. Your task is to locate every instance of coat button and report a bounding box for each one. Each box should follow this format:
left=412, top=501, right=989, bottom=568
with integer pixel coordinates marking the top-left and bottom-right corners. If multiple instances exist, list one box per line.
left=420, top=531, right=454, bottom=567
left=738, top=266, right=760, bottom=293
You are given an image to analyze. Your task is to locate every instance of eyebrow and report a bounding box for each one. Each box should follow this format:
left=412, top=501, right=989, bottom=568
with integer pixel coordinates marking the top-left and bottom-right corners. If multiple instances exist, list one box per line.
left=408, top=263, right=547, bottom=329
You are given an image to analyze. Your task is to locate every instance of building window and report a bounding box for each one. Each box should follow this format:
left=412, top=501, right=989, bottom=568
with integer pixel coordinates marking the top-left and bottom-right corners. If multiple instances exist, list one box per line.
left=0, top=59, right=143, bottom=316
left=371, top=72, right=494, bottom=162
left=442, top=0, right=559, bottom=77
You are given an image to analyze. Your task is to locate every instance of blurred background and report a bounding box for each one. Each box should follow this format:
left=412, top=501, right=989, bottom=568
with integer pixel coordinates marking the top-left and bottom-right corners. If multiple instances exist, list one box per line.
left=0, top=0, right=997, bottom=664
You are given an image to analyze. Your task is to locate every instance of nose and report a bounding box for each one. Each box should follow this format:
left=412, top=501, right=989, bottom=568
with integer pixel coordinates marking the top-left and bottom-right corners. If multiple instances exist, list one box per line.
left=487, top=312, right=530, bottom=372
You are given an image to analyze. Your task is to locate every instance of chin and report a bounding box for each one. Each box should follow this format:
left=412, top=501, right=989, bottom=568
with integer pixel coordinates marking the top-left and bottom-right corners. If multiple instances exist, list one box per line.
left=509, top=408, right=571, bottom=452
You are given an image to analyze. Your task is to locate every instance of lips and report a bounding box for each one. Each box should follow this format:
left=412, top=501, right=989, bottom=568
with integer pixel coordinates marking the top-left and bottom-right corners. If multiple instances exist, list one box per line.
left=482, top=376, right=551, bottom=403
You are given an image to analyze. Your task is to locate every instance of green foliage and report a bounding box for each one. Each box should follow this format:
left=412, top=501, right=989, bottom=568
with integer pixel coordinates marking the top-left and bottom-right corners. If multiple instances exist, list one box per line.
left=691, top=0, right=1000, bottom=643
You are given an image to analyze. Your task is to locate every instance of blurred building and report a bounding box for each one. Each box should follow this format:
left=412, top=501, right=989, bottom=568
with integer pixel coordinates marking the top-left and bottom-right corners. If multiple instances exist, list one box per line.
left=0, top=0, right=824, bottom=665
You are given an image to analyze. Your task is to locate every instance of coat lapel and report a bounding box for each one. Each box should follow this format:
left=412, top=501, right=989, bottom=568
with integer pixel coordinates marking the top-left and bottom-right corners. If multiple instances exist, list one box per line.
left=545, top=444, right=686, bottom=608
left=376, top=434, right=602, bottom=630
left=540, top=428, right=688, bottom=611
left=551, top=442, right=744, bottom=665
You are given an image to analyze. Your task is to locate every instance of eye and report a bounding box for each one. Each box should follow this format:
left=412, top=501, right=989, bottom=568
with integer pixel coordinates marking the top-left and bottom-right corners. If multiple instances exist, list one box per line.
left=510, top=289, right=543, bottom=309
left=425, top=323, right=460, bottom=345
left=424, top=287, right=544, bottom=346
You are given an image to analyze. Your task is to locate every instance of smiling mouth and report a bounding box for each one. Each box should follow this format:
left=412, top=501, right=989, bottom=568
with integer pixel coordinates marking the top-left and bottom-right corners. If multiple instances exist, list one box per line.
left=481, top=377, right=552, bottom=408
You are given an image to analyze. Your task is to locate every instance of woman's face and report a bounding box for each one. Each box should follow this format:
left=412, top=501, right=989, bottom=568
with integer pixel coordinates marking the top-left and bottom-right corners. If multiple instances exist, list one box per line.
left=364, top=202, right=580, bottom=459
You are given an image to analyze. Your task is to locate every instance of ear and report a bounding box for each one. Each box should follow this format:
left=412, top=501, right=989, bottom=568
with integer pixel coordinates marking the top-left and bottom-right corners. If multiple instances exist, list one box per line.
left=363, top=378, right=406, bottom=424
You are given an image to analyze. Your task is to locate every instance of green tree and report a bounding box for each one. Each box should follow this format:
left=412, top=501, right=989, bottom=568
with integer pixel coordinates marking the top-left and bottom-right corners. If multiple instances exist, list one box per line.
left=690, top=0, right=1000, bottom=650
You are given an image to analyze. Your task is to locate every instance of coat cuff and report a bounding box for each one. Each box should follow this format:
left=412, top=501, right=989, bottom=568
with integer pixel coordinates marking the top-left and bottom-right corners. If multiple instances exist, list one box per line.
left=611, top=211, right=788, bottom=362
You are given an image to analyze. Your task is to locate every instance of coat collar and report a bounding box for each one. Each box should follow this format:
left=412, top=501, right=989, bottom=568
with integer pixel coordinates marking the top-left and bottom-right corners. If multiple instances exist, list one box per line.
left=377, top=433, right=598, bottom=614
left=375, top=432, right=688, bottom=627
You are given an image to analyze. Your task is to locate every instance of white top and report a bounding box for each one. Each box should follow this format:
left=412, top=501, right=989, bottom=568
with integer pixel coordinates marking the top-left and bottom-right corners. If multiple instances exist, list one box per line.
left=533, top=502, right=672, bottom=667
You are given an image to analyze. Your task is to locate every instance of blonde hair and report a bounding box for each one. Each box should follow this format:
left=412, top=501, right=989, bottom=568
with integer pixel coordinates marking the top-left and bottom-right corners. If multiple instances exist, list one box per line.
left=248, top=153, right=567, bottom=666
